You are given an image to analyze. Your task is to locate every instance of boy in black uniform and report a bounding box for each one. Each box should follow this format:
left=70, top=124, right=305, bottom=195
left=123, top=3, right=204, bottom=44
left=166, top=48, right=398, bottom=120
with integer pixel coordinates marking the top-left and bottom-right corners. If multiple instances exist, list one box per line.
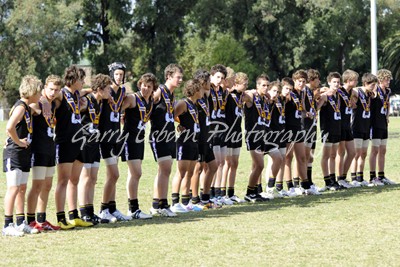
left=54, top=66, right=92, bottom=229
left=223, top=72, right=248, bottom=203
left=170, top=79, right=203, bottom=212
left=99, top=62, right=132, bottom=222
left=317, top=72, right=343, bottom=191
left=27, top=75, right=62, bottom=231
left=336, top=69, right=358, bottom=188
left=190, top=70, right=219, bottom=209
left=285, top=70, right=319, bottom=195
left=350, top=73, right=378, bottom=186
left=121, top=73, right=157, bottom=219
left=3, top=75, right=42, bottom=236
left=78, top=74, right=114, bottom=224
left=149, top=64, right=183, bottom=217
left=369, top=69, right=395, bottom=185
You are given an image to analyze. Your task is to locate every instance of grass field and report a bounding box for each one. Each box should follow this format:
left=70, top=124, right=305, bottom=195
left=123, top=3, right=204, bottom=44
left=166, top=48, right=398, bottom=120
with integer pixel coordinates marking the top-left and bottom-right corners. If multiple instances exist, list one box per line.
left=1, top=119, right=400, bottom=266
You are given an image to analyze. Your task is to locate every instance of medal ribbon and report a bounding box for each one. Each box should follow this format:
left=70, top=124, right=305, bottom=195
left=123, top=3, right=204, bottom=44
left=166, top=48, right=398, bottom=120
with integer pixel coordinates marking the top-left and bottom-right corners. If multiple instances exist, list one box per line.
left=231, top=92, right=243, bottom=109
left=254, top=93, right=266, bottom=119
left=358, top=89, right=370, bottom=112
left=109, top=86, right=126, bottom=112
left=160, top=84, right=175, bottom=116
left=377, top=87, right=389, bottom=109
left=305, top=87, right=315, bottom=110
left=217, top=88, right=228, bottom=111
left=327, top=95, right=340, bottom=113
left=39, top=102, right=55, bottom=128
left=338, top=88, right=351, bottom=108
left=275, top=96, right=285, bottom=116
left=197, top=97, right=210, bottom=117
left=63, top=88, right=80, bottom=116
left=290, top=91, right=303, bottom=111
left=135, top=92, right=153, bottom=123
left=185, top=99, right=199, bottom=124
left=87, top=95, right=103, bottom=126
left=24, top=110, right=33, bottom=134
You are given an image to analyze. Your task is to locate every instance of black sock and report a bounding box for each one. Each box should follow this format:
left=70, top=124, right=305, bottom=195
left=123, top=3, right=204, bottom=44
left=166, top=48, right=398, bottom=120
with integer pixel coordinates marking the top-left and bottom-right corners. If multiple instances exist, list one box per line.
left=56, top=211, right=66, bottom=223
left=267, top=177, right=276, bottom=188
left=192, top=196, right=201, bottom=204
left=101, top=202, right=109, bottom=212
left=159, top=199, right=168, bottom=209
left=221, top=188, right=226, bottom=197
left=201, top=194, right=210, bottom=203
left=181, top=194, right=190, bottom=206
left=307, top=166, right=313, bottom=184
left=36, top=212, right=46, bottom=223
left=210, top=187, right=215, bottom=198
left=257, top=183, right=263, bottom=194
left=215, top=187, right=221, bottom=197
left=171, top=193, right=180, bottom=205
left=356, top=172, right=364, bottom=182
left=16, top=213, right=25, bottom=226
left=324, top=175, right=331, bottom=186
left=199, top=188, right=204, bottom=199
left=351, top=172, right=357, bottom=181
left=108, top=201, right=116, bottom=214
left=129, top=199, right=139, bottom=212
left=27, top=213, right=35, bottom=224
left=300, top=181, right=310, bottom=190
left=152, top=198, right=160, bottom=209
left=79, top=205, right=88, bottom=217
left=329, top=173, right=336, bottom=183
left=246, top=186, right=254, bottom=196
left=276, top=181, right=283, bottom=191
left=378, top=171, right=385, bottom=179
left=86, top=204, right=94, bottom=217
left=293, top=177, right=300, bottom=187
left=370, top=171, right=376, bottom=181
left=189, top=189, right=193, bottom=199
left=4, top=215, right=13, bottom=228
left=286, top=181, right=294, bottom=190
left=68, top=209, right=79, bottom=220
left=227, top=187, right=234, bottom=198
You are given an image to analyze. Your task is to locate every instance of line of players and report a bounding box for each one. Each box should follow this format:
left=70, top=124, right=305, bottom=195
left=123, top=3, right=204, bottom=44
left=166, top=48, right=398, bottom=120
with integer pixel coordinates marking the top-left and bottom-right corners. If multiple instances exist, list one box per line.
left=2, top=63, right=395, bottom=237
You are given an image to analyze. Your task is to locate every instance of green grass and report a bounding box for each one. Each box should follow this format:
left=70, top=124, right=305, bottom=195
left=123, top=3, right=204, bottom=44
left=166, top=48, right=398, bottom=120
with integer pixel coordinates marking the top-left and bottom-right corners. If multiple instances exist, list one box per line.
left=1, top=119, right=400, bottom=266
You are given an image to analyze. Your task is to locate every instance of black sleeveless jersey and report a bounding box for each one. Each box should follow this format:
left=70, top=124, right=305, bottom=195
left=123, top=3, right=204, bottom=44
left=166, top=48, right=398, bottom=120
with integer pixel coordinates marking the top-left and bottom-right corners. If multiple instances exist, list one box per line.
left=124, top=92, right=153, bottom=139
left=302, top=87, right=316, bottom=130
left=177, top=98, right=199, bottom=143
left=351, top=88, right=371, bottom=134
left=197, top=95, right=211, bottom=144
left=269, top=96, right=286, bottom=132
left=319, top=93, right=341, bottom=136
left=338, top=88, right=353, bottom=129
left=244, top=93, right=268, bottom=134
left=31, top=102, right=56, bottom=155
left=80, top=94, right=102, bottom=143
left=371, top=86, right=390, bottom=130
left=150, top=84, right=175, bottom=142
left=208, top=86, right=228, bottom=128
left=285, top=90, right=303, bottom=128
left=5, top=100, right=32, bottom=151
left=55, top=88, right=83, bottom=144
left=99, top=86, right=125, bottom=144
left=225, top=90, right=244, bottom=133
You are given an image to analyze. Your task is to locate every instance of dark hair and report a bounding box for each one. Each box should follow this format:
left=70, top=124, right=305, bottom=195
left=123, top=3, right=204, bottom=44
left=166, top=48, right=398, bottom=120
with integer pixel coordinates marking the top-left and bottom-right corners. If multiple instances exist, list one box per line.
left=362, top=73, right=378, bottom=84
left=64, top=65, right=83, bottom=87
left=210, top=64, right=227, bottom=78
left=256, top=74, right=270, bottom=82
left=281, top=77, right=294, bottom=87
left=164, top=63, right=183, bottom=80
left=193, top=69, right=210, bottom=85
left=91, top=74, right=112, bottom=92
left=307, top=69, right=320, bottom=81
left=292, top=69, right=308, bottom=81
left=183, top=79, right=202, bottom=97
left=137, top=73, right=158, bottom=91
left=327, top=72, right=341, bottom=82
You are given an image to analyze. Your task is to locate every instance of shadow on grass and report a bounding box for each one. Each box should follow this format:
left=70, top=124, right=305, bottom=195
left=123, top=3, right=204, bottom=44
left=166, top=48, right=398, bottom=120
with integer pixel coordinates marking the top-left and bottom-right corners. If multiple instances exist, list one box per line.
left=89, top=184, right=400, bottom=230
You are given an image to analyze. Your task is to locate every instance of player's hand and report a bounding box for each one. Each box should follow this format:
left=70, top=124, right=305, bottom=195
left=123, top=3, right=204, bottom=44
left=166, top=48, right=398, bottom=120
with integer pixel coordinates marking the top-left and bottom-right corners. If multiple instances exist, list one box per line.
left=177, top=124, right=186, bottom=133
left=40, top=96, right=51, bottom=117
left=19, top=138, right=30, bottom=148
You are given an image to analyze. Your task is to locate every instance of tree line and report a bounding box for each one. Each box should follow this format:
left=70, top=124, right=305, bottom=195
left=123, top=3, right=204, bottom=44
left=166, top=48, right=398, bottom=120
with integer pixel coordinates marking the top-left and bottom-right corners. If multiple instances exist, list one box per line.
left=1, top=0, right=399, bottom=106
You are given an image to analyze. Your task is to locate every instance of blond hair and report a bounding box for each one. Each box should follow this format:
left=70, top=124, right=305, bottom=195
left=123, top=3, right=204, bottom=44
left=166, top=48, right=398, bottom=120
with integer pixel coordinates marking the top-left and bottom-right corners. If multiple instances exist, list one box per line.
left=19, top=75, right=42, bottom=98
left=234, top=72, right=248, bottom=84
left=45, top=75, right=62, bottom=86
left=377, top=69, right=392, bottom=81
left=342, top=69, right=359, bottom=83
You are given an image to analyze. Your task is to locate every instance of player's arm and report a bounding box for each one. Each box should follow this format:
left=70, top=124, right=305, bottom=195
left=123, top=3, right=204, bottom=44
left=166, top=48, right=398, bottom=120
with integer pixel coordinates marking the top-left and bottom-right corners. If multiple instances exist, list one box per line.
left=121, top=94, right=136, bottom=112
left=174, top=99, right=187, bottom=122
left=6, top=105, right=30, bottom=148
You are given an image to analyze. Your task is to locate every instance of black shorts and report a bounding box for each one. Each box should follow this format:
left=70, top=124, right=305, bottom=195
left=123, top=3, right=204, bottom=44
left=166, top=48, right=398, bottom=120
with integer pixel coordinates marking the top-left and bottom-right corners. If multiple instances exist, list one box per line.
left=353, top=131, right=369, bottom=140
left=304, top=125, right=317, bottom=149
left=121, top=140, right=145, bottom=161
left=285, top=125, right=306, bottom=143
left=225, top=130, right=242, bottom=149
left=177, top=142, right=199, bottom=161
left=56, top=141, right=82, bottom=164
left=370, top=127, right=388, bottom=140
left=100, top=142, right=124, bottom=159
left=322, top=134, right=341, bottom=144
left=210, top=133, right=226, bottom=147
left=3, top=147, right=31, bottom=172
left=78, top=142, right=101, bottom=164
left=198, top=143, right=215, bottom=163
left=340, top=127, right=354, bottom=142
left=31, top=152, right=56, bottom=167
left=150, top=140, right=176, bottom=161
left=245, top=137, right=264, bottom=152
